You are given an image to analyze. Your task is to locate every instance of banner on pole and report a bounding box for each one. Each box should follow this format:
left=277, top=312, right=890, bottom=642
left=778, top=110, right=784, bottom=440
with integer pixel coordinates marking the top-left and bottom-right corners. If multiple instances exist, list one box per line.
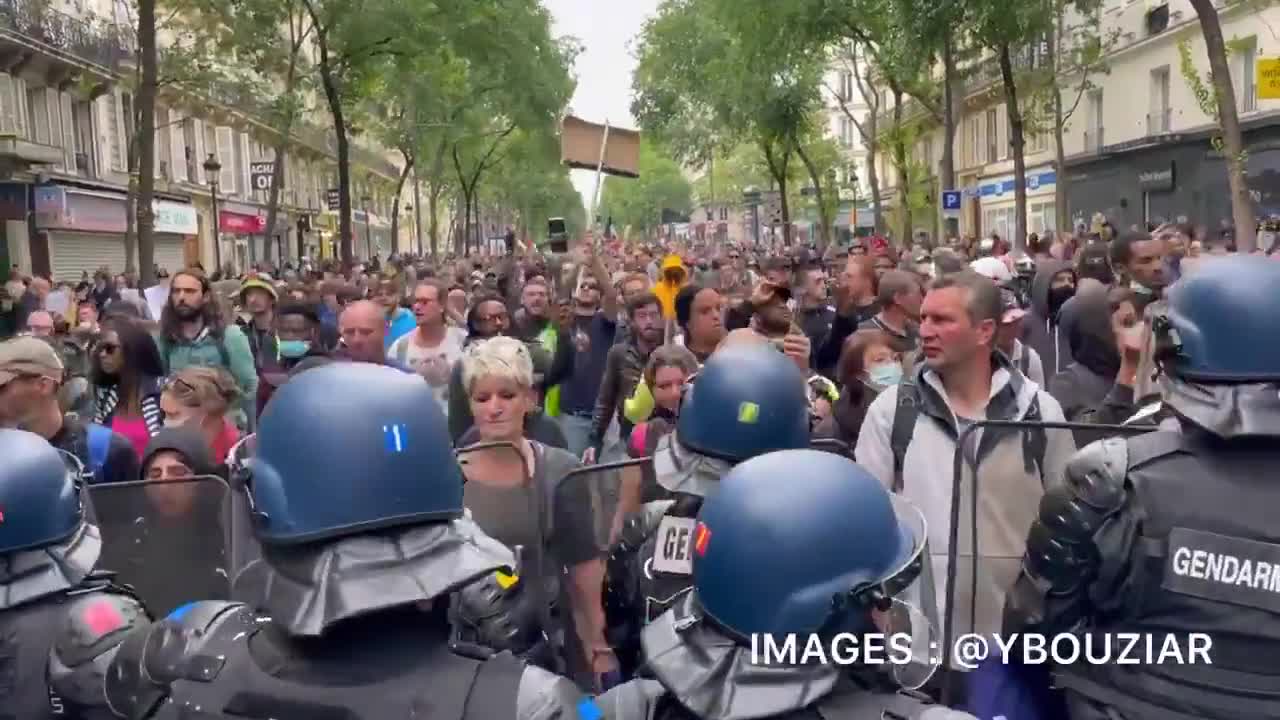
left=561, top=115, right=641, bottom=178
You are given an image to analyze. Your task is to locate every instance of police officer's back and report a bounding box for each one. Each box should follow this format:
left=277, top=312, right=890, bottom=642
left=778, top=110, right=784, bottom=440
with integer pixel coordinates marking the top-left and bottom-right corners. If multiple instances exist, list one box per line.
left=1005, top=255, right=1280, bottom=720
left=600, top=449, right=973, bottom=719
left=104, top=362, right=589, bottom=720
left=0, top=429, right=148, bottom=718
left=608, top=345, right=811, bottom=672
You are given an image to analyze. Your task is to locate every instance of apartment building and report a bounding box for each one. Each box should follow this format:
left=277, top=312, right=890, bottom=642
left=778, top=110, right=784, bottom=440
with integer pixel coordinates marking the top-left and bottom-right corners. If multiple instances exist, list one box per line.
left=871, top=0, right=1279, bottom=241
left=823, top=56, right=875, bottom=239
left=0, top=0, right=405, bottom=280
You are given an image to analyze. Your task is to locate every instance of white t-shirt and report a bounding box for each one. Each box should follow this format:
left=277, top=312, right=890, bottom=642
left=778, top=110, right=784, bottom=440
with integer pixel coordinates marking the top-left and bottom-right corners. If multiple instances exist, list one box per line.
left=387, top=326, right=467, bottom=410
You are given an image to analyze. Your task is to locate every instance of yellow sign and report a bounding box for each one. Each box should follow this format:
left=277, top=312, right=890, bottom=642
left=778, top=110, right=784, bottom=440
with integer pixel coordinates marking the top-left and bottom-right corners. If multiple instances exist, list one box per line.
left=737, top=402, right=759, bottom=424
left=495, top=571, right=519, bottom=589
left=1259, top=58, right=1280, bottom=100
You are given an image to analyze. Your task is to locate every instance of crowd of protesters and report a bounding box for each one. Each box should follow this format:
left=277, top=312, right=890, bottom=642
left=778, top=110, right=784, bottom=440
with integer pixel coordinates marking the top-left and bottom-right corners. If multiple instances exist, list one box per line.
left=0, top=215, right=1267, bottom=688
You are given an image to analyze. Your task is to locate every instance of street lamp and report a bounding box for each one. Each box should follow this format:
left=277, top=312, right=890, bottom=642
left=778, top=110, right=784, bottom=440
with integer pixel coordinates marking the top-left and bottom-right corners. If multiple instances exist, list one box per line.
left=405, top=202, right=418, bottom=255
left=203, top=154, right=222, bottom=272
left=361, top=194, right=373, bottom=260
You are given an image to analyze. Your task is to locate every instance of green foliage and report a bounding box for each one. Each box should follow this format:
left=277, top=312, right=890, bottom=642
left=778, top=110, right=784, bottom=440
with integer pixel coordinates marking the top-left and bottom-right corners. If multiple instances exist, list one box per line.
left=1178, top=37, right=1219, bottom=119
left=598, top=139, right=694, bottom=236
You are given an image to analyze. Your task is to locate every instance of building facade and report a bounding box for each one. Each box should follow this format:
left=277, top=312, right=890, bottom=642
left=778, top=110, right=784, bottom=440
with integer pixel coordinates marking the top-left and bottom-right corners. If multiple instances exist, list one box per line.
left=0, top=0, right=404, bottom=280
left=869, top=0, right=1278, bottom=242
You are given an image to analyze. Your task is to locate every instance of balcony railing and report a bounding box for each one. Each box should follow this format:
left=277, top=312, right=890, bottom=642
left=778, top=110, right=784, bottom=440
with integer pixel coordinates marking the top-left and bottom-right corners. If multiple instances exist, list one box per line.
left=0, top=0, right=134, bottom=70
left=1084, top=128, right=1103, bottom=153
left=1146, top=108, right=1171, bottom=135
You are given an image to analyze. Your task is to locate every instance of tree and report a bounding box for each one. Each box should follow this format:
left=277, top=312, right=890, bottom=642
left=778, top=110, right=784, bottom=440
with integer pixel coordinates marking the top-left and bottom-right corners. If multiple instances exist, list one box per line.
left=599, top=139, right=694, bottom=237
left=828, top=41, right=884, bottom=232
left=1181, top=1, right=1257, bottom=250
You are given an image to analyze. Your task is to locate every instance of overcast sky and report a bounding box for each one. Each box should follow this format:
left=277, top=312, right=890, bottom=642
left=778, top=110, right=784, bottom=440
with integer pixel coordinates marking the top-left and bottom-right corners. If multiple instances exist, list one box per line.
left=545, top=0, right=660, bottom=214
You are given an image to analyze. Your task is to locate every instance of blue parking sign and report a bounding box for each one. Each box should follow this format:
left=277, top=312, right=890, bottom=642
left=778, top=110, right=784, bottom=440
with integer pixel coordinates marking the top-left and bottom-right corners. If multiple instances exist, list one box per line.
left=941, top=190, right=961, bottom=211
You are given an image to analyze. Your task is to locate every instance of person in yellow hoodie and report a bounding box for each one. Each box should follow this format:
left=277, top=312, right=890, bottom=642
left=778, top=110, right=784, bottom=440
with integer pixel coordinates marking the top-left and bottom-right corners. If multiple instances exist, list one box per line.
left=651, top=254, right=688, bottom=322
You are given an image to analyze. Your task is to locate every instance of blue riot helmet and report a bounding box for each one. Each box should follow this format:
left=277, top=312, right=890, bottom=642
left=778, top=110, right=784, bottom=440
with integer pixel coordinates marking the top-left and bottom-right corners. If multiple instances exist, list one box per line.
left=249, top=362, right=464, bottom=544
left=1158, top=255, right=1280, bottom=382
left=0, top=429, right=84, bottom=553
left=676, top=344, right=809, bottom=462
left=693, top=449, right=927, bottom=639
left=1155, top=256, right=1280, bottom=437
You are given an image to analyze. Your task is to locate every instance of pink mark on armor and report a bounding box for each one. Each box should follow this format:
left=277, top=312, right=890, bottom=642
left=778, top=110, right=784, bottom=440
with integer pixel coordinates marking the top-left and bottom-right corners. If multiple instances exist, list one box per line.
left=83, top=600, right=125, bottom=636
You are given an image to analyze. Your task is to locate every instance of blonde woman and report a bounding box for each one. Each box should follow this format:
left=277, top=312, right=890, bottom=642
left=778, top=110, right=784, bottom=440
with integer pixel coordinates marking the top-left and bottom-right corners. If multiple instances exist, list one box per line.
left=458, top=335, right=616, bottom=689
left=159, top=366, right=242, bottom=465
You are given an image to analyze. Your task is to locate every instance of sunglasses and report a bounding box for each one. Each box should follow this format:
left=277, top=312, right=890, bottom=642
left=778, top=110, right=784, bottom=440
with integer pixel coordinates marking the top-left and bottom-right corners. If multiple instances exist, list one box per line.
left=96, top=342, right=120, bottom=354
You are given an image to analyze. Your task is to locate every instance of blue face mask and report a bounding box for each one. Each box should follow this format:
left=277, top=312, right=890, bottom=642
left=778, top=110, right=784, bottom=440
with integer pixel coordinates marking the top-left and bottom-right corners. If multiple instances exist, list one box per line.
left=278, top=340, right=311, bottom=359
left=868, top=362, right=903, bottom=388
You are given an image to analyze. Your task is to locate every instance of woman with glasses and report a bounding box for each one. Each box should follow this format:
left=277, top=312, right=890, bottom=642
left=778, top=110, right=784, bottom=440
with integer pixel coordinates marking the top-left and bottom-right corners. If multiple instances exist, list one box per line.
left=91, top=317, right=166, bottom=459
left=159, top=366, right=242, bottom=467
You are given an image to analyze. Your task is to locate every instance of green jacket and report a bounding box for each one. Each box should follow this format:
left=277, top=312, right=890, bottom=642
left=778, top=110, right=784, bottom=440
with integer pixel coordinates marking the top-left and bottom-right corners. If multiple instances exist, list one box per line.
left=155, top=324, right=259, bottom=428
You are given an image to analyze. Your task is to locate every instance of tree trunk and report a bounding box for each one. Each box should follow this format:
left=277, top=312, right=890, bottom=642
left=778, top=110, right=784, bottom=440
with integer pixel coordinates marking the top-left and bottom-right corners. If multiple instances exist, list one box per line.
left=123, top=142, right=137, bottom=275
left=412, top=169, right=424, bottom=256
left=796, top=142, right=832, bottom=252
left=998, top=42, right=1029, bottom=254
left=389, top=152, right=413, bottom=255
left=761, top=139, right=792, bottom=246
left=428, top=183, right=441, bottom=259
left=135, top=0, right=158, bottom=287
left=940, top=33, right=959, bottom=239
left=263, top=45, right=299, bottom=265
left=891, top=88, right=910, bottom=247
left=1189, top=0, right=1256, bottom=251
left=312, top=28, right=353, bottom=266
left=1051, top=0, right=1070, bottom=235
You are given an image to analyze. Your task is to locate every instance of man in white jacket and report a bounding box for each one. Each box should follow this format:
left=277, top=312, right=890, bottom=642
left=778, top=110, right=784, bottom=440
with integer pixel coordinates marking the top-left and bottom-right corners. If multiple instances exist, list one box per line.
left=855, top=271, right=1076, bottom=642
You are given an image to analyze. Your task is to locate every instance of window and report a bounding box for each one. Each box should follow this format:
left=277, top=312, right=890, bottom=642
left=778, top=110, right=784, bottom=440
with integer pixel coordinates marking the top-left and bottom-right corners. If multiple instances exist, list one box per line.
left=183, top=118, right=200, bottom=182
left=105, top=92, right=123, bottom=171
left=1145, top=4, right=1169, bottom=35
left=1149, top=66, right=1170, bottom=134
left=71, top=100, right=93, bottom=175
left=1238, top=39, right=1257, bottom=113
left=838, top=70, right=853, bottom=101
left=1027, top=126, right=1048, bottom=154
left=26, top=87, right=50, bottom=145
left=167, top=109, right=186, bottom=183
left=921, top=137, right=933, bottom=173
left=839, top=116, right=852, bottom=147
left=215, top=126, right=236, bottom=192
left=983, top=206, right=1015, bottom=241
left=1030, top=201, right=1057, bottom=234
left=154, top=104, right=170, bottom=179
left=985, top=108, right=998, bottom=163
left=720, top=207, right=728, bottom=221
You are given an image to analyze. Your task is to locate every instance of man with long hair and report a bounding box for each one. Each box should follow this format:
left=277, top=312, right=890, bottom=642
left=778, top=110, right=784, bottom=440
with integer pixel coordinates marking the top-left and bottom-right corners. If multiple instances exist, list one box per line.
left=154, top=269, right=257, bottom=429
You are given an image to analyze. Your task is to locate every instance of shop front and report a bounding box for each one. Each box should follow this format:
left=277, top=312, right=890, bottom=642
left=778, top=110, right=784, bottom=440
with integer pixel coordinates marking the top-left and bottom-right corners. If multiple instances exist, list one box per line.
left=314, top=213, right=337, bottom=260
left=975, top=166, right=1058, bottom=241
left=353, top=210, right=391, bottom=260
left=1065, top=123, right=1280, bottom=233
left=0, top=183, right=28, bottom=272
left=218, top=203, right=267, bottom=274
left=34, top=184, right=194, bottom=281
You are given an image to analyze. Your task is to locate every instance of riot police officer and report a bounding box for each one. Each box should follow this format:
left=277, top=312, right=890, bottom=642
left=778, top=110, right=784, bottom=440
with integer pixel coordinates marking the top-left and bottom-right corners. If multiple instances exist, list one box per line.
left=607, top=344, right=811, bottom=674
left=600, top=449, right=972, bottom=719
left=0, top=428, right=149, bottom=718
left=1004, top=255, right=1280, bottom=720
left=104, top=362, right=591, bottom=720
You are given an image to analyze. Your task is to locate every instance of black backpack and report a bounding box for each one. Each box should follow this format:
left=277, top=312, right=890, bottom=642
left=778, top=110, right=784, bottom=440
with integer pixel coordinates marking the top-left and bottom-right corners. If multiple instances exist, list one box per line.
left=888, top=379, right=1048, bottom=493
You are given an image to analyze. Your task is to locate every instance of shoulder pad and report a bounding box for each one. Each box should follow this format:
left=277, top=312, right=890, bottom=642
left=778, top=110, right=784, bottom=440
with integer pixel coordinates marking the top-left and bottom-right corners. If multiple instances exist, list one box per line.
left=618, top=500, right=676, bottom=551
left=516, top=664, right=592, bottom=720
left=48, top=591, right=149, bottom=709
left=595, top=678, right=666, bottom=720
left=104, top=601, right=250, bottom=718
left=1063, top=437, right=1128, bottom=513
left=452, top=570, right=540, bottom=655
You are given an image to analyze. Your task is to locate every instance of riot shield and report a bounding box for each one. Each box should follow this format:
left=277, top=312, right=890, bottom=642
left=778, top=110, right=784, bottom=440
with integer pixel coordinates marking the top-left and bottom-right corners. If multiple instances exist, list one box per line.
left=224, top=434, right=262, bottom=587
left=939, top=419, right=1152, bottom=701
left=90, top=475, right=232, bottom=617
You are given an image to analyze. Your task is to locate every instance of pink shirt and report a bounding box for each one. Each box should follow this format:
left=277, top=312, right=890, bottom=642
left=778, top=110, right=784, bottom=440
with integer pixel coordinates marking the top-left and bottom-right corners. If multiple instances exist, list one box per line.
left=110, top=415, right=151, bottom=460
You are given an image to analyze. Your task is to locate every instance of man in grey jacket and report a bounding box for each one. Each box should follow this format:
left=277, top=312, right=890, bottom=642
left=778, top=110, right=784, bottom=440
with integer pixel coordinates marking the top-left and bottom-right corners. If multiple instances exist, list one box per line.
left=854, top=271, right=1076, bottom=640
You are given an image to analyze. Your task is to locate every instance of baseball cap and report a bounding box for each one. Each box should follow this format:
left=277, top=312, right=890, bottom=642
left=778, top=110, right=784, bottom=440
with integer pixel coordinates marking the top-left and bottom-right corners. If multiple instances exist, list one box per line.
left=1000, top=288, right=1027, bottom=325
left=0, top=336, right=65, bottom=388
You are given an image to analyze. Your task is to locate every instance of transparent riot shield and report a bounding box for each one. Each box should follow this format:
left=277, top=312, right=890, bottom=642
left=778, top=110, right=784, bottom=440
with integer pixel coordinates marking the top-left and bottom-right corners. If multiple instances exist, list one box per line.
left=89, top=475, right=232, bottom=617
left=940, top=419, right=1153, bottom=702
left=224, top=434, right=262, bottom=587
left=810, top=437, right=854, bottom=458
left=558, top=456, right=654, bottom=680
left=873, top=493, right=940, bottom=691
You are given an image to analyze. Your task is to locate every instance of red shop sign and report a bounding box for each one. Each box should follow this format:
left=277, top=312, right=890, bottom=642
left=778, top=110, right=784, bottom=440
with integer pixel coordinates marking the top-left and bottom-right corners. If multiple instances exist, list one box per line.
left=219, top=211, right=266, bottom=234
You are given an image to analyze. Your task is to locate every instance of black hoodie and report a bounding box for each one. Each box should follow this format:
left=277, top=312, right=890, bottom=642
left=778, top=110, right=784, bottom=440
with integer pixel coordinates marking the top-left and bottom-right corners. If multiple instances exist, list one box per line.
left=1048, top=290, right=1119, bottom=430
left=1023, top=260, right=1076, bottom=377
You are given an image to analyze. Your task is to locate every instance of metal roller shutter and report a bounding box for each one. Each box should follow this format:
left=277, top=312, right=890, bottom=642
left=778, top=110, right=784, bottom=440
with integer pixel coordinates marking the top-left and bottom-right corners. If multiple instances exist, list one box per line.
left=154, top=235, right=186, bottom=276
left=50, top=232, right=125, bottom=282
